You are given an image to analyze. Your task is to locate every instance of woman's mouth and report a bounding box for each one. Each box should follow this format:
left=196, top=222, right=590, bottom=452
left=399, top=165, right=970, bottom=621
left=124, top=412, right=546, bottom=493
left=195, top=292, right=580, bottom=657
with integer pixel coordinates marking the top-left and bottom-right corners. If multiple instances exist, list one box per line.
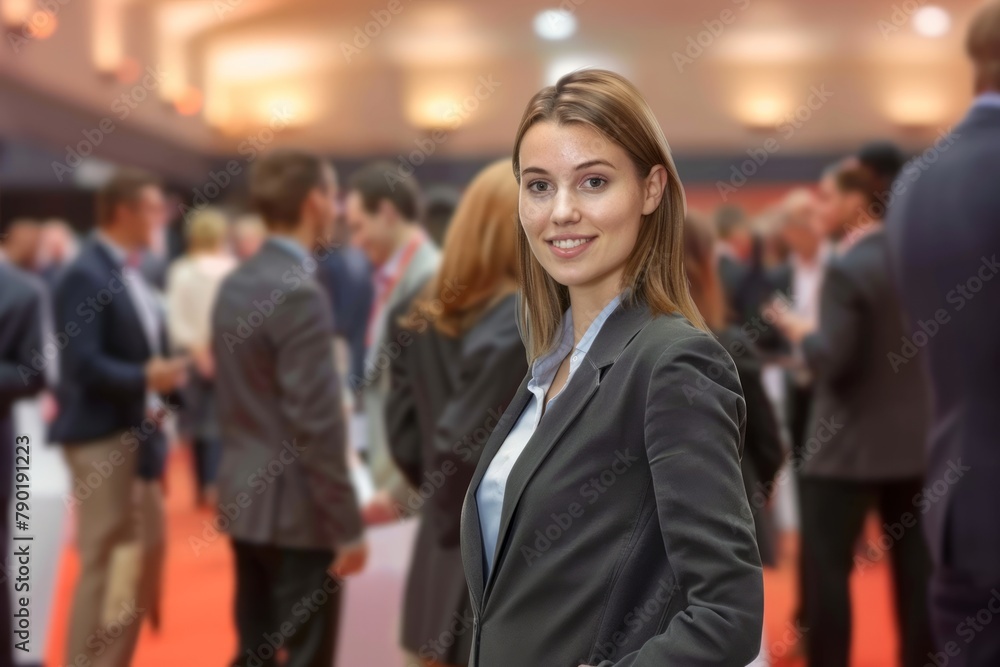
left=547, top=236, right=595, bottom=258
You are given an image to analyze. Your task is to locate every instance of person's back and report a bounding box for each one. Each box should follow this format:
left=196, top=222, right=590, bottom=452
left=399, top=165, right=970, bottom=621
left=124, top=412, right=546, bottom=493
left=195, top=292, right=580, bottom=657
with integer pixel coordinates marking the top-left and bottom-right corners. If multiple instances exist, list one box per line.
left=886, top=73, right=1000, bottom=577
left=885, top=4, right=1000, bottom=664
left=211, top=149, right=366, bottom=667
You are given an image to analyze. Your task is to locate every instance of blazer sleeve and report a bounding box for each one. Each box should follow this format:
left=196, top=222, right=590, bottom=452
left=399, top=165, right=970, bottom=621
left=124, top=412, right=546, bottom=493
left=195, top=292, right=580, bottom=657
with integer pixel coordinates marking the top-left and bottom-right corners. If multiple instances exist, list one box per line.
left=267, top=284, right=363, bottom=549
left=0, top=287, right=45, bottom=406
left=601, top=334, right=764, bottom=667
left=430, top=321, right=528, bottom=548
left=56, top=267, right=146, bottom=397
left=734, top=351, right=786, bottom=492
left=386, top=306, right=423, bottom=491
left=801, top=260, right=864, bottom=386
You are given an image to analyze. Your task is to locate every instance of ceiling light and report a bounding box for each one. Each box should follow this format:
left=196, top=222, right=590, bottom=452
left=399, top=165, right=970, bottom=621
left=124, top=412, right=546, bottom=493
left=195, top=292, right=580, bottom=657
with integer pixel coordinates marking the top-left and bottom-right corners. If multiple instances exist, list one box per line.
left=534, top=9, right=577, bottom=41
left=912, top=6, right=950, bottom=38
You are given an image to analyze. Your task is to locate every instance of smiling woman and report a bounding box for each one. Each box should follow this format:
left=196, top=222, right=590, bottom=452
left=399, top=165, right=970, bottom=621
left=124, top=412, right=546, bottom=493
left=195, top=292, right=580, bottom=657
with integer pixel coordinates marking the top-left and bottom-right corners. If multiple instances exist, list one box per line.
left=459, top=69, right=764, bottom=667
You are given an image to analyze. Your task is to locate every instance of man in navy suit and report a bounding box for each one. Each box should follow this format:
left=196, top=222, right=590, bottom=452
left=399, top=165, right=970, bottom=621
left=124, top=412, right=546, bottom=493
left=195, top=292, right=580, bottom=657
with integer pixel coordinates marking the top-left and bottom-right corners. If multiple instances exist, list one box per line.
left=886, top=3, right=1000, bottom=664
left=50, top=168, right=187, bottom=667
left=0, top=251, right=46, bottom=667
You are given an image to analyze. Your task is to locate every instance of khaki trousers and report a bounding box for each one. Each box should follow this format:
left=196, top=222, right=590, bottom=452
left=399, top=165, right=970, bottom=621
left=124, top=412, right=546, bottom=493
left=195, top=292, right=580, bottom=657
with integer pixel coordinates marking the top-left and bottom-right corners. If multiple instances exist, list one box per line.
left=62, top=433, right=165, bottom=667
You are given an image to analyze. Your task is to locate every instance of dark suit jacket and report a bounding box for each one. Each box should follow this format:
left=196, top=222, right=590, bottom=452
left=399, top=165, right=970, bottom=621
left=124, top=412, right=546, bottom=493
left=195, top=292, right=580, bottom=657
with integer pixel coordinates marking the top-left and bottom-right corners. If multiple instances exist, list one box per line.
left=718, top=327, right=785, bottom=567
left=801, top=229, right=929, bottom=480
left=212, top=238, right=363, bottom=551
left=886, top=102, right=1000, bottom=582
left=460, top=299, right=763, bottom=667
left=387, top=288, right=527, bottom=663
left=0, top=262, right=45, bottom=494
left=49, top=238, right=170, bottom=478
left=316, top=245, right=374, bottom=385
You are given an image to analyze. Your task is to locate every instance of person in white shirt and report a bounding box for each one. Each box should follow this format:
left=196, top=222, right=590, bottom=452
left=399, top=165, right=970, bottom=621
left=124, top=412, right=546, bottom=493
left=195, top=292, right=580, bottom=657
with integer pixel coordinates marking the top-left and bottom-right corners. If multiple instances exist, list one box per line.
left=165, top=208, right=236, bottom=506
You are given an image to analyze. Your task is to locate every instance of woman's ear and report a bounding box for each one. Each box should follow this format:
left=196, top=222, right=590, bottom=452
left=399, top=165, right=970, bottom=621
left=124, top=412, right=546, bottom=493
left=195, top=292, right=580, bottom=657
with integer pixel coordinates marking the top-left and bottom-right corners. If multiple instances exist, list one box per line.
left=642, top=165, right=668, bottom=216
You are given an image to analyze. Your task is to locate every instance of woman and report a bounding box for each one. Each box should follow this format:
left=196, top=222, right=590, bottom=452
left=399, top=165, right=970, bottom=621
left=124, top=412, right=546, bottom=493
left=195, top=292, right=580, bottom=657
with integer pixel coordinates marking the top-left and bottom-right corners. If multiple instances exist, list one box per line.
left=386, top=160, right=529, bottom=667
left=774, top=159, right=933, bottom=667
left=459, top=69, right=763, bottom=667
left=164, top=207, right=236, bottom=506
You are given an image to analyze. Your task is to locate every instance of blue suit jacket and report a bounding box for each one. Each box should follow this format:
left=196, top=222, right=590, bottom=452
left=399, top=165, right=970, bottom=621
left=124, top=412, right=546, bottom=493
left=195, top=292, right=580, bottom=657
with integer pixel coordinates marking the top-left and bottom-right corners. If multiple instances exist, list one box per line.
left=886, top=101, right=1000, bottom=582
left=49, top=237, right=170, bottom=479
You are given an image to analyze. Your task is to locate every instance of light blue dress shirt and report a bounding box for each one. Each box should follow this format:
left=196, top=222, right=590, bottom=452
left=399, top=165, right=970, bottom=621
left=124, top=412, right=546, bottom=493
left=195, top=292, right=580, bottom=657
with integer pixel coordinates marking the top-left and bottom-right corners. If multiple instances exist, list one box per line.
left=973, top=91, right=1000, bottom=110
left=476, top=292, right=623, bottom=580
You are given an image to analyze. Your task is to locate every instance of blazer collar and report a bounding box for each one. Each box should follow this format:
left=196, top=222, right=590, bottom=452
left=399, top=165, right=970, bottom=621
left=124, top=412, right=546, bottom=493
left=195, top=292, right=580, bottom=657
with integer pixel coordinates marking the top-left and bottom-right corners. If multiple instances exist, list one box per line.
left=462, top=297, right=655, bottom=611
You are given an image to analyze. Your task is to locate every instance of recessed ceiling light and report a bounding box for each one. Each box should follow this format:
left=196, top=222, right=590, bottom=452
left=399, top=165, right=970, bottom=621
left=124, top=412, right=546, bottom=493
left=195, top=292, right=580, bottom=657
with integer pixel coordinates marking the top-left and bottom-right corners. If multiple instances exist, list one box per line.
left=534, top=9, right=577, bottom=41
left=912, top=6, right=951, bottom=38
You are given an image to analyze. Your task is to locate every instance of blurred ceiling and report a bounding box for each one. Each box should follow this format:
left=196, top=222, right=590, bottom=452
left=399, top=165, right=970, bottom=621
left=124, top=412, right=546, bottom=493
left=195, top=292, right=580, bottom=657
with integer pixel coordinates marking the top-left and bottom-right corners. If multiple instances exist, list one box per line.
left=0, top=0, right=987, bottom=160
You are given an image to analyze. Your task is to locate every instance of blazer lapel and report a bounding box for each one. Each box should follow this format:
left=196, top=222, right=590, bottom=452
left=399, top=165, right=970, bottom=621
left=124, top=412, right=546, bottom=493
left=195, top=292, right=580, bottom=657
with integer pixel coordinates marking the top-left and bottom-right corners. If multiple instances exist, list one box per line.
left=92, top=240, right=153, bottom=358
left=462, top=372, right=532, bottom=608
left=478, top=298, right=655, bottom=606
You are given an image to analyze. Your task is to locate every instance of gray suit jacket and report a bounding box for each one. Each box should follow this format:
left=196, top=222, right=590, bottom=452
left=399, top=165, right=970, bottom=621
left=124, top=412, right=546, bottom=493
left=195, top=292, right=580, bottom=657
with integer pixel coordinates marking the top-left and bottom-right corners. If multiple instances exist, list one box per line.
left=460, top=299, right=763, bottom=667
left=801, top=230, right=929, bottom=480
left=212, top=239, right=362, bottom=551
left=886, top=102, right=1000, bottom=582
left=360, top=237, right=440, bottom=501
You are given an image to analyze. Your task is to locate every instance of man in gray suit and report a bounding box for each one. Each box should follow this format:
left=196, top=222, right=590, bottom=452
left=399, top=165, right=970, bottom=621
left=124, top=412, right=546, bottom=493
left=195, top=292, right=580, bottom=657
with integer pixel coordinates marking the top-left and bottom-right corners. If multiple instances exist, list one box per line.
left=887, top=3, right=1000, bottom=664
left=342, top=162, right=440, bottom=524
left=213, top=150, right=366, bottom=667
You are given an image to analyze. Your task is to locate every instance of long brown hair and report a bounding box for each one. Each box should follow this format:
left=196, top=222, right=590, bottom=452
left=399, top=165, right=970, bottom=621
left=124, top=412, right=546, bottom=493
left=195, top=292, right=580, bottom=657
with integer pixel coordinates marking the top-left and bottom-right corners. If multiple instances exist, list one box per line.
left=511, top=69, right=706, bottom=361
left=683, top=211, right=727, bottom=332
left=408, top=159, right=519, bottom=337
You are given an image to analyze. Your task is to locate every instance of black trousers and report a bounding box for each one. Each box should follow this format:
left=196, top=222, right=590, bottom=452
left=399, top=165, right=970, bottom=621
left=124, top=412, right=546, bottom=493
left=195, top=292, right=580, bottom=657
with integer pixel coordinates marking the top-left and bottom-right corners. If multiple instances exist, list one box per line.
left=799, top=477, right=934, bottom=667
left=230, top=540, right=343, bottom=667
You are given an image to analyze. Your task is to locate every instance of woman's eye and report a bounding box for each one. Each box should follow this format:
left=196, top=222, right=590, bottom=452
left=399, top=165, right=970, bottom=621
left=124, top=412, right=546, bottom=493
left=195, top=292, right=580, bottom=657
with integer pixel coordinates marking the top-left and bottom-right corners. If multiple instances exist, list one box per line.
left=529, top=181, right=550, bottom=192
left=584, top=177, right=607, bottom=188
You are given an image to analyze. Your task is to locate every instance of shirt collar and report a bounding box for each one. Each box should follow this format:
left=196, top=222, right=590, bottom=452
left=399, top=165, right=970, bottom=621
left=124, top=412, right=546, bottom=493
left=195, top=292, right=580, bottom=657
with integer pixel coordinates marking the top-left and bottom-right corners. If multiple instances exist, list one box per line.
left=529, top=291, right=624, bottom=387
left=95, top=230, right=129, bottom=266
left=972, top=91, right=1000, bottom=111
left=268, top=235, right=310, bottom=263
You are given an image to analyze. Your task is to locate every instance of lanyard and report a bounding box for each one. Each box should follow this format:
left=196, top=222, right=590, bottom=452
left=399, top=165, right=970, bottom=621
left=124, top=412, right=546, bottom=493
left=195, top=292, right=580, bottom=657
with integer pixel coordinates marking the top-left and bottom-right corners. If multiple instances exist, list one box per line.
left=365, top=231, right=425, bottom=347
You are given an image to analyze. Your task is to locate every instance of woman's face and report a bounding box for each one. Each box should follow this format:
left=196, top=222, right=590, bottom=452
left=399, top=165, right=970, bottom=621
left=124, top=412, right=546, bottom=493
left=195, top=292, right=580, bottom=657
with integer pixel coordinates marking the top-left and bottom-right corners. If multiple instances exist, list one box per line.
left=517, top=121, right=665, bottom=298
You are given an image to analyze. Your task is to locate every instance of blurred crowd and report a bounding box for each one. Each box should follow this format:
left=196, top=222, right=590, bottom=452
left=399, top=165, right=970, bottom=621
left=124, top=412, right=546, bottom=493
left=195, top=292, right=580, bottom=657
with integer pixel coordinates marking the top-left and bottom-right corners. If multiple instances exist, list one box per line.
left=1, top=4, right=1000, bottom=666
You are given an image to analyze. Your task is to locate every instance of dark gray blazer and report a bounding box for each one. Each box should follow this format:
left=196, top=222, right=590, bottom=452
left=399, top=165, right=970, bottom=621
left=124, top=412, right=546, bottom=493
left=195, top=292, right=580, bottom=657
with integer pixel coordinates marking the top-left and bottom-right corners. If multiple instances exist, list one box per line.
left=800, top=230, right=929, bottom=480
left=212, top=239, right=363, bottom=551
left=387, top=288, right=527, bottom=664
left=460, top=299, right=763, bottom=667
left=886, top=102, right=1000, bottom=582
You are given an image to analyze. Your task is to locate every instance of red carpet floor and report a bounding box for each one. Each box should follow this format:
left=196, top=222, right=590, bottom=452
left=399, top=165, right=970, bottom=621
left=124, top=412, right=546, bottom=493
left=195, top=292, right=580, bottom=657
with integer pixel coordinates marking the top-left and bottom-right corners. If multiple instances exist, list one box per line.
left=45, top=452, right=900, bottom=666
